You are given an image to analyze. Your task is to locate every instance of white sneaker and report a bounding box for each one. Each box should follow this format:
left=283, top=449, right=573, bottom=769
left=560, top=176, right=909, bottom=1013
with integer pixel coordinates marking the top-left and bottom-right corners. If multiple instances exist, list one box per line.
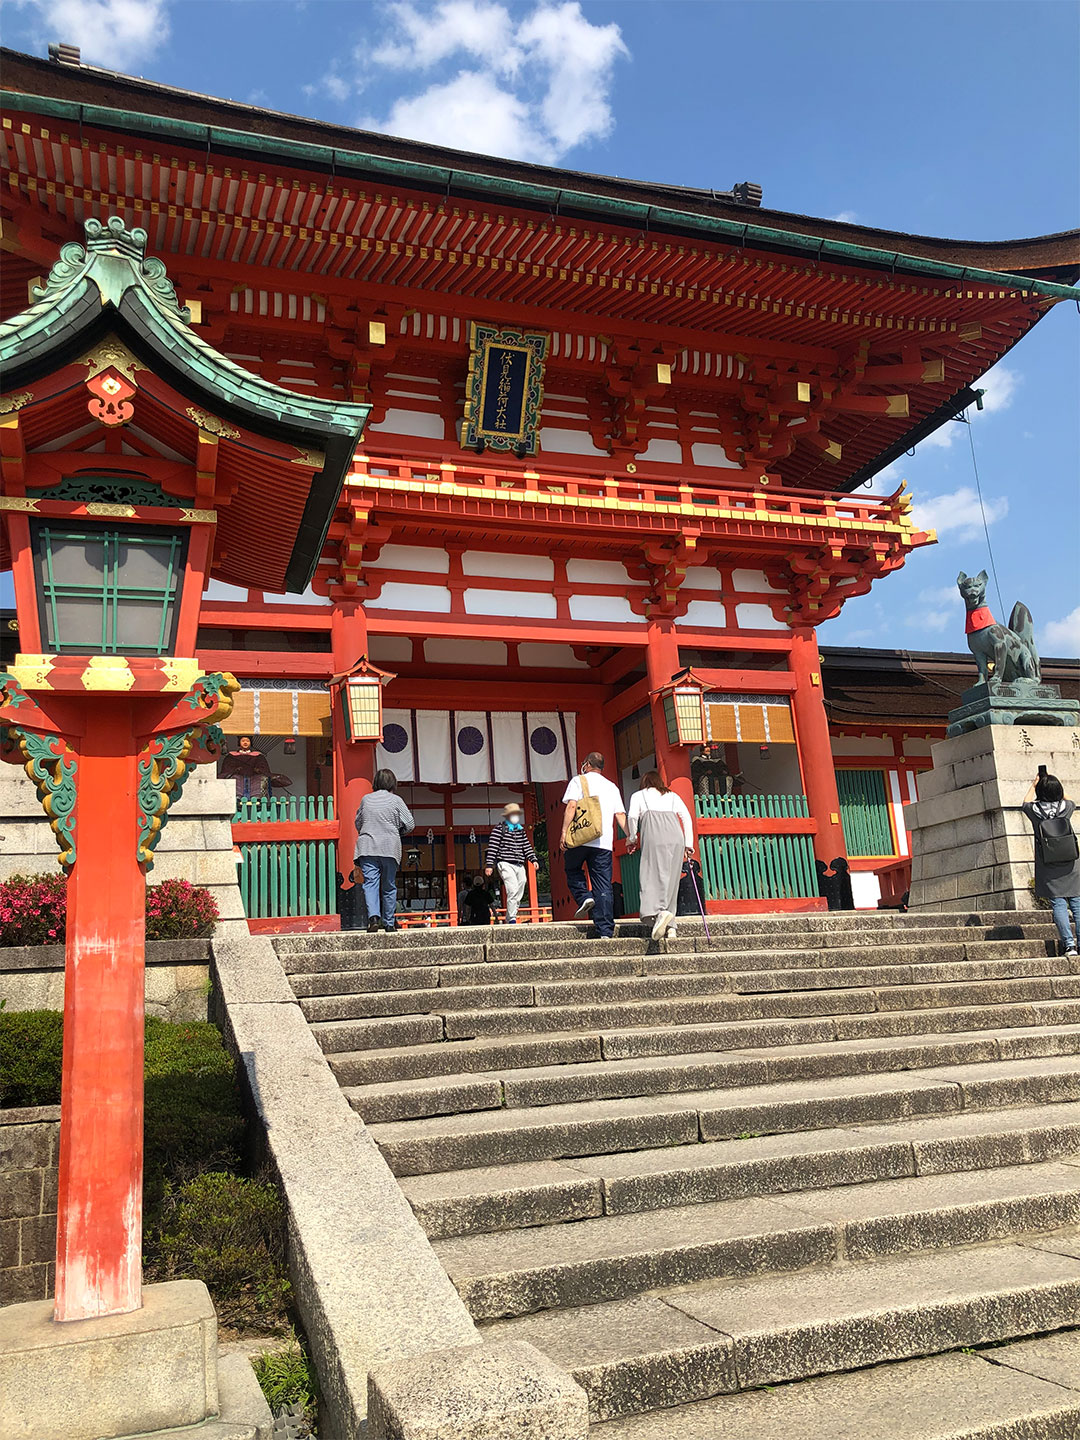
left=651, top=910, right=674, bottom=941
left=574, top=897, right=595, bottom=920
left=667, top=925, right=678, bottom=940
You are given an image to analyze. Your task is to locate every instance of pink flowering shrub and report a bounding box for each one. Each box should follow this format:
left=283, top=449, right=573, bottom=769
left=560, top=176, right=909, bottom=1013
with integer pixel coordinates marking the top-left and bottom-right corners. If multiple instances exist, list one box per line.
left=145, top=879, right=219, bottom=941
left=0, top=873, right=67, bottom=947
left=0, top=874, right=219, bottom=946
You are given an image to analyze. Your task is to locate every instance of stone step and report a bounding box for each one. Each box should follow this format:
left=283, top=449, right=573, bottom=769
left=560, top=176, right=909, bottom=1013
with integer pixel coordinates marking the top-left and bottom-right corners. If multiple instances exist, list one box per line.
left=284, top=935, right=1060, bottom=991
left=436, top=1160, right=1080, bottom=1319
left=272, top=910, right=1056, bottom=955
left=481, top=1239, right=1080, bottom=1421
left=368, top=1055, right=1080, bottom=1177
left=300, top=967, right=1078, bottom=1030
left=343, top=1023, right=1080, bottom=1123
left=278, top=923, right=1060, bottom=976
left=588, top=1328, right=1080, bottom=1436
left=312, top=994, right=1080, bottom=1063
left=402, top=1100, right=1080, bottom=1239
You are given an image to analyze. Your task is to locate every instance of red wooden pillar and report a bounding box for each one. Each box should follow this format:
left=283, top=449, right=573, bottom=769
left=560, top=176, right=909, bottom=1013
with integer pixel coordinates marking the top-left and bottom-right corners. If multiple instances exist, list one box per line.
left=645, top=618, right=695, bottom=816
left=330, top=600, right=375, bottom=883
left=54, top=699, right=145, bottom=1322
left=789, top=627, right=847, bottom=865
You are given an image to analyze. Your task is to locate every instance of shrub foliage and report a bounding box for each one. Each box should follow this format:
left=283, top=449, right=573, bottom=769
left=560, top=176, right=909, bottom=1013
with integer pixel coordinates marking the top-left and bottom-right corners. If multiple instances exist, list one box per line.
left=0, top=874, right=219, bottom=947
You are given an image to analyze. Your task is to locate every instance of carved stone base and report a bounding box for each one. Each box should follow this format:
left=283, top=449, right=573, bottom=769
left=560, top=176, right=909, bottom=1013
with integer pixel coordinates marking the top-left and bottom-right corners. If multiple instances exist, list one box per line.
left=946, top=680, right=1080, bottom=737
left=905, top=724, right=1080, bottom=912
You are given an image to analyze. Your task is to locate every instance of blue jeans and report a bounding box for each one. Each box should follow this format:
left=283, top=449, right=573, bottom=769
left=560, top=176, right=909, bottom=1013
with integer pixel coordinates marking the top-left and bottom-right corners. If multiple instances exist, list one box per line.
left=1050, top=895, right=1080, bottom=950
left=359, top=856, right=398, bottom=928
left=565, top=845, right=614, bottom=937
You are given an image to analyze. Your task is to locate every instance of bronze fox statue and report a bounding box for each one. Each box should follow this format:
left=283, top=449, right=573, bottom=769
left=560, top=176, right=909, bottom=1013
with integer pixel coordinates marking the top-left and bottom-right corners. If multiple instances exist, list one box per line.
left=957, top=570, right=1041, bottom=686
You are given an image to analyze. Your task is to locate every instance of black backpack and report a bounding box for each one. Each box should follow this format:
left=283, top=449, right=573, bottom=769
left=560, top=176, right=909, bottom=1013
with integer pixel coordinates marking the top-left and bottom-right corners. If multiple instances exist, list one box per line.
left=1036, top=812, right=1080, bottom=866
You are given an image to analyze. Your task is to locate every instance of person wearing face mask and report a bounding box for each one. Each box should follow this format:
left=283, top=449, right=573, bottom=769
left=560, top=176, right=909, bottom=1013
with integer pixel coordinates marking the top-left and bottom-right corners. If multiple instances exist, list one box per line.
left=560, top=752, right=627, bottom=940
left=485, top=801, right=539, bottom=924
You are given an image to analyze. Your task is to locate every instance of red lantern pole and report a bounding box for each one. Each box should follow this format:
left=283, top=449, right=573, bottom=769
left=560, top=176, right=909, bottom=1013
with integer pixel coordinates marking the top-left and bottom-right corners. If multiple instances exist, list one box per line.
left=54, top=698, right=146, bottom=1320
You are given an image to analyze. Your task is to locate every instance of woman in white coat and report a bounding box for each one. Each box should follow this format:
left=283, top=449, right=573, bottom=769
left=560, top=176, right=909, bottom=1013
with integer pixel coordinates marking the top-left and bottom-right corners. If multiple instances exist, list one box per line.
left=627, top=770, right=695, bottom=940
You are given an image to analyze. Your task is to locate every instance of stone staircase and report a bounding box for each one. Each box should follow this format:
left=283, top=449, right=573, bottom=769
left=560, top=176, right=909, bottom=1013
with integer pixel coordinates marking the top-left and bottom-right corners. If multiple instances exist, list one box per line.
left=273, top=913, right=1080, bottom=1437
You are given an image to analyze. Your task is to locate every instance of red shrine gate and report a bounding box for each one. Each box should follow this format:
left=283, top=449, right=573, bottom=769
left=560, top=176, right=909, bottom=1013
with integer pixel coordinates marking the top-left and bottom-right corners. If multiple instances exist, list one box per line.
left=3, top=48, right=1077, bottom=928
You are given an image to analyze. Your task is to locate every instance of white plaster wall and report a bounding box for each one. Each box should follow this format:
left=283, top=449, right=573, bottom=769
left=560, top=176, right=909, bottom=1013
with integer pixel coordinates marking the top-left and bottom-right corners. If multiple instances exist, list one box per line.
left=367, top=584, right=452, bottom=612
left=735, top=602, right=787, bottom=630
left=517, top=643, right=590, bottom=668
left=423, top=638, right=509, bottom=666
left=366, top=545, right=450, bottom=573
left=369, top=636, right=414, bottom=663
left=569, top=595, right=639, bottom=623
left=539, top=427, right=606, bottom=456
left=462, top=551, right=554, bottom=580
left=639, top=438, right=682, bottom=463
left=832, top=736, right=895, bottom=757
left=681, top=600, right=729, bottom=628
left=366, top=408, right=445, bottom=439
left=681, top=566, right=725, bottom=589
left=691, top=443, right=741, bottom=469
left=732, top=568, right=785, bottom=593
left=566, top=560, right=648, bottom=586
left=463, top=589, right=558, bottom=619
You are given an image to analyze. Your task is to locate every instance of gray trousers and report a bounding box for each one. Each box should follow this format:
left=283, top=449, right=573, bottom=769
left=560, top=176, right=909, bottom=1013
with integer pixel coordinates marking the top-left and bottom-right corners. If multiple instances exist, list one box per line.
left=498, top=861, right=528, bottom=921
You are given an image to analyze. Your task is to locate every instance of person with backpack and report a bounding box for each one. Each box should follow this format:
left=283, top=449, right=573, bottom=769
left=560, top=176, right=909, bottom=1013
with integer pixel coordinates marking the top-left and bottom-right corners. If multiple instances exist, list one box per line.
left=560, top=752, right=626, bottom=939
left=1022, top=769, right=1080, bottom=956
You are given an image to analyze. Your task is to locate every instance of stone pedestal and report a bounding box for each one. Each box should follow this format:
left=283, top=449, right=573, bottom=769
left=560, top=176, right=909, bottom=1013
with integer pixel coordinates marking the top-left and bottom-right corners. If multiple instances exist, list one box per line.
left=905, top=725, right=1080, bottom=912
left=0, top=1279, right=218, bottom=1440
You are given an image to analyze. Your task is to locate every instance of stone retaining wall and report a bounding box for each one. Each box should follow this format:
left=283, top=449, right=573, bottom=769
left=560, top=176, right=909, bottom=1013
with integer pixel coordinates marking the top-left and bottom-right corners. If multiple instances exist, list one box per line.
left=211, top=935, right=480, bottom=1439
left=0, top=939, right=212, bottom=1023
left=0, top=1105, right=60, bottom=1306
left=0, top=764, right=247, bottom=939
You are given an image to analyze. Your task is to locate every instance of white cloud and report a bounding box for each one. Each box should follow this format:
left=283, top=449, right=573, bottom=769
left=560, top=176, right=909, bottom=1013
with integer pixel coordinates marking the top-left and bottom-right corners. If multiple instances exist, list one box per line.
left=353, top=0, right=628, bottom=162
left=918, top=583, right=963, bottom=633
left=369, top=70, right=544, bottom=162
left=829, top=210, right=858, bottom=224
left=1043, top=605, right=1080, bottom=658
left=912, top=485, right=1009, bottom=543
left=17, top=0, right=169, bottom=69
left=917, top=362, right=1022, bottom=451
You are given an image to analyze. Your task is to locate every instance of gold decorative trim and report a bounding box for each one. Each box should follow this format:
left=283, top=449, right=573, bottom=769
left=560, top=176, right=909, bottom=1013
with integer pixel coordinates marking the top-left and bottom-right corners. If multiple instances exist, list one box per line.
left=0, top=496, right=40, bottom=512
left=158, top=657, right=206, bottom=691
left=10, top=655, right=54, bottom=690
left=179, top=508, right=218, bottom=523
left=85, top=502, right=136, bottom=518
left=80, top=656, right=136, bottom=691
left=345, top=473, right=921, bottom=540
left=0, top=391, right=33, bottom=414
left=292, top=448, right=324, bottom=468
left=186, top=407, right=240, bottom=439
left=78, top=339, right=144, bottom=381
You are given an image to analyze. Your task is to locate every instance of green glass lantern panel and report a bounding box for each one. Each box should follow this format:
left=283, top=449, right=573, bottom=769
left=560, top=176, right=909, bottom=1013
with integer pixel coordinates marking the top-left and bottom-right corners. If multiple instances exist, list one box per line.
left=32, top=521, right=187, bottom=656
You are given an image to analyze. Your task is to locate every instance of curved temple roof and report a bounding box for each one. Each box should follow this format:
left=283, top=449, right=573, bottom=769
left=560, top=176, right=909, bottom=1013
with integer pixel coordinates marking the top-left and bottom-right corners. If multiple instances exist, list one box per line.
left=0, top=216, right=370, bottom=591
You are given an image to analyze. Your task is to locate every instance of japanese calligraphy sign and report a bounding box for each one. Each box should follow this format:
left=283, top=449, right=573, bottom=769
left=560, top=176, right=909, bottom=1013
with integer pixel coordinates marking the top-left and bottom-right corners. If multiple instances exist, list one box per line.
left=462, top=321, right=549, bottom=454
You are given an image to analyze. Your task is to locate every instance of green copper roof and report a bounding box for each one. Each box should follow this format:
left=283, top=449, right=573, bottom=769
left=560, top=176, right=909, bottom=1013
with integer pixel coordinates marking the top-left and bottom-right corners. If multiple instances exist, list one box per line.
left=0, top=217, right=370, bottom=592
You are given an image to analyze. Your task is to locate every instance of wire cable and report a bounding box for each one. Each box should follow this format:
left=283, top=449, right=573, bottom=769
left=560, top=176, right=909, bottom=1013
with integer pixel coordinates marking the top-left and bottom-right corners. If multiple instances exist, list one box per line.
left=965, top=411, right=1006, bottom=616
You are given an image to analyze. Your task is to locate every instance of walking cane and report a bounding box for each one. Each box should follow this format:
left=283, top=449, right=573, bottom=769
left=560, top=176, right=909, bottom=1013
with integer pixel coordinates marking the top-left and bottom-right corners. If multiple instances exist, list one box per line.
left=687, top=859, right=712, bottom=945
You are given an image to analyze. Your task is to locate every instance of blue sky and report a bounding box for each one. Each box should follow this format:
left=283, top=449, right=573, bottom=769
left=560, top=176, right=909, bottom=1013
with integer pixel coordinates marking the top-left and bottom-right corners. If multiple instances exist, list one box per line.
left=3, top=0, right=1078, bottom=654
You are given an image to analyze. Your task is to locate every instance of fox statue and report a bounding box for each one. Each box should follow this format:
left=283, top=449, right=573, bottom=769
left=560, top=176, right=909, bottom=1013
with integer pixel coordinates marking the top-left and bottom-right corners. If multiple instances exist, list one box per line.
left=957, top=570, right=1041, bottom=687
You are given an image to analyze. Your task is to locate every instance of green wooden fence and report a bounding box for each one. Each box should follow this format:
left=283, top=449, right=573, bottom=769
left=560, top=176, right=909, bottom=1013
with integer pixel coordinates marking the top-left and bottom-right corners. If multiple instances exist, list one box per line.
left=237, top=840, right=338, bottom=918
left=699, top=831, right=818, bottom=902
left=233, top=794, right=335, bottom=824
left=836, top=768, right=895, bottom=857
left=695, top=793, right=809, bottom=820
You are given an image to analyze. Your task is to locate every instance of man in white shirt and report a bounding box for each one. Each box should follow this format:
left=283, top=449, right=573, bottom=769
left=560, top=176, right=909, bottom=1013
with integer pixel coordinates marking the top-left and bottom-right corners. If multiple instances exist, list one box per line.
left=560, top=751, right=627, bottom=939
